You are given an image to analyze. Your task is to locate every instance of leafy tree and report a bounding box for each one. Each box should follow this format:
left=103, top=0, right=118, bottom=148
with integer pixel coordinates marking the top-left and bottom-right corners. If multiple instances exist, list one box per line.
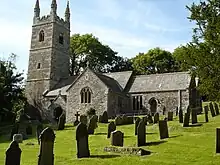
left=69, top=33, right=118, bottom=75
left=186, top=0, right=220, bottom=100
left=132, top=47, right=178, bottom=74
left=108, top=56, right=133, bottom=72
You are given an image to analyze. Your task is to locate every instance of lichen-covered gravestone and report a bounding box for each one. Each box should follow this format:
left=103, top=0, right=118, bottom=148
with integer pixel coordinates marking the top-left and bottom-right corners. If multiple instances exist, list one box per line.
left=191, top=108, right=198, bottom=124
left=101, top=111, right=108, bottom=123
left=111, top=130, right=124, bottom=147
left=183, top=112, right=190, bottom=127
left=57, top=113, right=65, bottom=130
left=36, top=124, right=43, bottom=145
left=76, top=123, right=90, bottom=158
left=107, top=121, right=116, bottom=138
left=204, top=106, right=209, bottom=122
left=80, top=115, right=88, bottom=125
left=167, top=112, right=173, bottom=121
left=13, top=134, right=23, bottom=143
left=137, top=119, right=146, bottom=147
left=154, top=113, right=159, bottom=124
left=209, top=102, right=216, bottom=117
left=159, top=120, right=169, bottom=139
left=5, top=140, right=22, bottom=165
left=179, top=108, right=183, bottom=123
left=38, top=127, right=56, bottom=165
left=135, top=117, right=141, bottom=135
left=214, top=103, right=220, bottom=116
left=87, top=115, right=97, bottom=135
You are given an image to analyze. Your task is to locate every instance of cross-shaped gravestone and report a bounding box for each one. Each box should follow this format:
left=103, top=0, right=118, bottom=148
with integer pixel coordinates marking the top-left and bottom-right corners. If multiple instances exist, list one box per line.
left=5, top=141, right=22, bottom=165
left=75, top=111, right=80, bottom=121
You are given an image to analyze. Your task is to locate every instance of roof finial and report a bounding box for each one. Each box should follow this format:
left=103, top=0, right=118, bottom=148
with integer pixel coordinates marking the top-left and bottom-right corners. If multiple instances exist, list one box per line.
left=86, top=60, right=90, bottom=68
left=34, top=0, right=40, bottom=18
left=65, top=0, right=70, bottom=22
left=51, top=0, right=57, bottom=15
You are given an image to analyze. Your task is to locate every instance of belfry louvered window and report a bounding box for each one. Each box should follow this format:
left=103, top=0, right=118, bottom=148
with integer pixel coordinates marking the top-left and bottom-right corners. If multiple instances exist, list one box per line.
left=80, top=87, right=92, bottom=103
left=39, top=30, right=44, bottom=42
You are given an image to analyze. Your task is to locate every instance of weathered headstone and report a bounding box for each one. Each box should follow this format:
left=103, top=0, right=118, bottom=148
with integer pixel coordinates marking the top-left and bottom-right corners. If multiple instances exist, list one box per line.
left=98, top=115, right=103, bottom=123
left=191, top=108, right=198, bottom=124
left=204, top=106, right=209, bottom=122
left=5, top=141, right=22, bottom=165
left=26, top=125, right=33, bottom=135
left=159, top=120, right=169, bottom=139
left=147, top=115, right=153, bottom=124
left=13, top=134, right=23, bottom=143
left=142, top=116, right=148, bottom=125
left=87, top=115, right=97, bottom=135
left=107, top=122, right=116, bottom=138
left=154, top=112, right=159, bottom=124
left=111, top=130, right=124, bottom=147
left=135, top=117, right=141, bottom=135
left=80, top=115, right=88, bottom=125
left=38, top=127, right=56, bottom=165
left=57, top=113, right=65, bottom=130
left=101, top=111, right=108, bottom=123
left=36, top=124, right=43, bottom=145
left=209, top=102, right=216, bottom=117
left=74, top=111, right=80, bottom=126
left=168, top=112, right=173, bottom=121
left=214, top=103, right=220, bottom=116
left=76, top=123, right=90, bottom=158
left=183, top=113, right=190, bottom=127
left=115, top=116, right=123, bottom=125
left=179, top=108, right=183, bottom=123
left=93, top=115, right=98, bottom=128
left=137, top=120, right=146, bottom=146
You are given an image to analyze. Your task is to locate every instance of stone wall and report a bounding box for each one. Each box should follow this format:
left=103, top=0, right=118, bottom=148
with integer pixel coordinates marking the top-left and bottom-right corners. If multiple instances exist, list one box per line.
left=66, top=69, right=109, bottom=123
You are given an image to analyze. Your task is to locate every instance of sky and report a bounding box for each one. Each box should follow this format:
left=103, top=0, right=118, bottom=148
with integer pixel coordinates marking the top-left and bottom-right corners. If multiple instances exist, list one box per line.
left=0, top=0, right=200, bottom=76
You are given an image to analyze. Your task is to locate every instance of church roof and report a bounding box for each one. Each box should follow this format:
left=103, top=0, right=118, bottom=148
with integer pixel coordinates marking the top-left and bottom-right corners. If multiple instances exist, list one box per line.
left=129, top=72, right=191, bottom=93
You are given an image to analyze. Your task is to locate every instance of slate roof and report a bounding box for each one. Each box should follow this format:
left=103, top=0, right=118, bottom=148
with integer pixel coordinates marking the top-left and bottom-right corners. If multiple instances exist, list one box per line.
left=129, top=72, right=191, bottom=93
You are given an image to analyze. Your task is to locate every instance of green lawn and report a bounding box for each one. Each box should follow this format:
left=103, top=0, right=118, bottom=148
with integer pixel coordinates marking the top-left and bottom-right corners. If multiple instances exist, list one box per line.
left=1, top=113, right=220, bottom=165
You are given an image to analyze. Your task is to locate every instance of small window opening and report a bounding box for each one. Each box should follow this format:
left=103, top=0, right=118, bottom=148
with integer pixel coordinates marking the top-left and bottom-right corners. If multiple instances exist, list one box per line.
left=59, top=33, right=64, bottom=44
left=39, top=30, right=44, bottom=42
left=37, top=63, right=41, bottom=69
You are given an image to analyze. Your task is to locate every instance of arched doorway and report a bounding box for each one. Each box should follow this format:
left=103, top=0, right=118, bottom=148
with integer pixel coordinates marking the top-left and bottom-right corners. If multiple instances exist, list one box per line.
left=53, top=106, right=63, bottom=122
left=149, top=98, right=157, bottom=115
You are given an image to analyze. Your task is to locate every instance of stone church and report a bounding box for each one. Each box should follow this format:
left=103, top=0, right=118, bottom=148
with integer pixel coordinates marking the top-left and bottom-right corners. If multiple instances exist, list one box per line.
left=25, top=0, right=202, bottom=123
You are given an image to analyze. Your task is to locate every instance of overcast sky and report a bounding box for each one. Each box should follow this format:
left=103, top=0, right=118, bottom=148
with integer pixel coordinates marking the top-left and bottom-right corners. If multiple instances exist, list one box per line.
left=0, top=0, right=200, bottom=75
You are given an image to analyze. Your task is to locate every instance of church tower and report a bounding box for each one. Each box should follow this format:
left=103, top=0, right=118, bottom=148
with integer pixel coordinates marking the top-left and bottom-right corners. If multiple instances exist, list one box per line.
left=26, top=0, right=70, bottom=105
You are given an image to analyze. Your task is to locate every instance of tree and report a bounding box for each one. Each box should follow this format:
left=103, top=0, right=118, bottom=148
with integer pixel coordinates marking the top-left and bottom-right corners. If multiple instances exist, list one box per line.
left=132, top=47, right=178, bottom=74
left=186, top=0, right=220, bottom=100
left=108, top=56, right=133, bottom=72
left=69, top=33, right=118, bottom=75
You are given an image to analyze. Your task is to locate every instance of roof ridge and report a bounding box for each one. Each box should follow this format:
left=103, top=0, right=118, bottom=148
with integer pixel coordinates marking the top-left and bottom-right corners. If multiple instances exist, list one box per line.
left=135, top=71, right=190, bottom=78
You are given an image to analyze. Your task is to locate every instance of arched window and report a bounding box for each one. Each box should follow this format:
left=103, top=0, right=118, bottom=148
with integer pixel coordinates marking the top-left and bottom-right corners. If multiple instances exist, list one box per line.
left=39, top=30, right=44, bottom=42
left=80, top=87, right=92, bottom=103
left=59, top=33, right=64, bottom=44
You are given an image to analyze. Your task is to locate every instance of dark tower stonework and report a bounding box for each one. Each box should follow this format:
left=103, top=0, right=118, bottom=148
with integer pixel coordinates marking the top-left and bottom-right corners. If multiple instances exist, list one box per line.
left=25, top=0, right=70, bottom=108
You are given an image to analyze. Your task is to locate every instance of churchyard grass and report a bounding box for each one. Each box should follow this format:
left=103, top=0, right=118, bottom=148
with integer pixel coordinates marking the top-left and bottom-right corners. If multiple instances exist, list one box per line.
left=1, top=113, right=220, bottom=165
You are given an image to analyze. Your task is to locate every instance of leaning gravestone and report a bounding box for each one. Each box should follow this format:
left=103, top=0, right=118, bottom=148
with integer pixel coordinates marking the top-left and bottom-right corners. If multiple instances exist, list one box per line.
left=38, top=127, right=56, bottom=165
left=168, top=112, right=173, bottom=121
left=58, top=113, right=65, bottom=130
left=111, top=130, right=124, bottom=147
left=183, top=113, right=190, bottom=127
left=179, top=108, right=183, bottom=123
left=36, top=124, right=43, bottom=145
left=80, top=115, right=88, bottom=125
left=101, top=111, right=108, bottom=123
left=76, top=123, right=90, bottom=158
left=87, top=115, right=97, bottom=135
left=13, top=134, right=23, bottom=143
left=137, top=119, right=146, bottom=147
left=191, top=108, right=198, bottom=124
left=135, top=117, right=141, bottom=135
left=154, top=113, right=159, bottom=124
left=107, top=122, right=116, bottom=138
left=159, top=120, right=169, bottom=139
left=204, top=106, right=209, bottom=122
left=209, top=102, right=216, bottom=117
left=5, top=140, right=22, bottom=165
left=214, top=103, right=220, bottom=116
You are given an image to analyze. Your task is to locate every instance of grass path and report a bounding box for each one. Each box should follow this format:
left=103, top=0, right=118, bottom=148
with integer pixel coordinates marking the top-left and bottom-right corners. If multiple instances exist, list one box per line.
left=1, top=113, right=220, bottom=165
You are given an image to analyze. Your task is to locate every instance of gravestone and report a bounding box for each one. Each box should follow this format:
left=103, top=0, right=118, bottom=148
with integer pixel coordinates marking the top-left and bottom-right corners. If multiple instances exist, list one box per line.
left=214, top=103, right=220, bottom=116
left=13, top=134, right=23, bottom=143
left=76, top=123, right=90, bottom=158
left=179, top=108, right=183, bottom=123
left=38, top=127, right=56, bottom=165
left=176, top=107, right=179, bottom=116
left=147, top=115, right=153, bottom=124
left=111, top=130, right=124, bottom=147
left=191, top=108, right=198, bottom=124
left=74, top=111, right=80, bottom=126
left=101, top=111, right=108, bottom=123
left=204, top=106, right=209, bottom=122
left=98, top=115, right=103, bottom=123
left=87, top=115, right=97, bottom=135
left=168, top=112, right=173, bottom=121
left=135, top=117, right=141, bottom=135
left=18, top=123, right=27, bottom=140
left=36, top=124, right=43, bottom=145
left=107, top=122, right=116, bottom=138
left=142, top=116, right=148, bottom=125
left=80, top=115, right=88, bottom=125
left=57, top=113, right=65, bottom=130
left=209, top=102, right=216, bottom=117
left=93, top=115, right=98, bottom=128
left=216, top=128, right=220, bottom=153
left=163, top=106, right=166, bottom=115
left=159, top=120, right=169, bottom=139
left=137, top=119, right=146, bottom=146
left=5, top=141, right=22, bottom=165
left=115, top=116, right=123, bottom=125
left=183, top=113, right=190, bottom=127
left=26, top=124, right=33, bottom=135
left=122, top=115, right=128, bottom=124
left=154, top=113, right=159, bottom=124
